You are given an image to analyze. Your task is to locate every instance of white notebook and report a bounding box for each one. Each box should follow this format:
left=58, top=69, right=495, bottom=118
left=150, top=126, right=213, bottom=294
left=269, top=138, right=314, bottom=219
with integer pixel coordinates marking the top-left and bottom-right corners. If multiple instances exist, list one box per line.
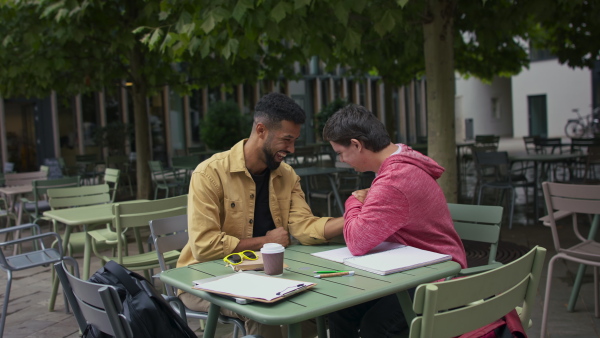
left=312, top=242, right=452, bottom=275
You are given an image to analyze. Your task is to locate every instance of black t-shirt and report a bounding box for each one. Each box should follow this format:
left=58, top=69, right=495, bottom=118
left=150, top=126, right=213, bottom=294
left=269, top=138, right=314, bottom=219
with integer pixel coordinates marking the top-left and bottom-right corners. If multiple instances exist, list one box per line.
left=251, top=169, right=276, bottom=237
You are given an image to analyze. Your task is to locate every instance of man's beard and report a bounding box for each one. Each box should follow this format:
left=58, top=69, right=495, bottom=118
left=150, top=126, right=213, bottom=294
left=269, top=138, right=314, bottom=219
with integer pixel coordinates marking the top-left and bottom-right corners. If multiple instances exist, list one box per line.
left=263, top=145, right=282, bottom=171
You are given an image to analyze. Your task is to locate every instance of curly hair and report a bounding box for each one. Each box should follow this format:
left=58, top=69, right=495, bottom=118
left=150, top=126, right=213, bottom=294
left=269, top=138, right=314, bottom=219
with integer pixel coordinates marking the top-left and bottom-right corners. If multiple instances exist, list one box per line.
left=322, top=104, right=390, bottom=152
left=254, top=92, right=305, bottom=129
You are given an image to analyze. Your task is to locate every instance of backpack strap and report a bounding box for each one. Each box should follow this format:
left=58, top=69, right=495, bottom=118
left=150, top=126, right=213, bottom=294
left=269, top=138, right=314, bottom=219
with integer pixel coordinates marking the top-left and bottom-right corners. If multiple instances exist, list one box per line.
left=103, top=260, right=141, bottom=296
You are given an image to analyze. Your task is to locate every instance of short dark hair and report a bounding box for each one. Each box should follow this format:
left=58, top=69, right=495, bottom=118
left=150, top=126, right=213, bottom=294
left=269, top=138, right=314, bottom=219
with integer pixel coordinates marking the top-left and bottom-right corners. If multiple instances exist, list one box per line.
left=322, top=104, right=391, bottom=152
left=254, top=92, right=305, bottom=129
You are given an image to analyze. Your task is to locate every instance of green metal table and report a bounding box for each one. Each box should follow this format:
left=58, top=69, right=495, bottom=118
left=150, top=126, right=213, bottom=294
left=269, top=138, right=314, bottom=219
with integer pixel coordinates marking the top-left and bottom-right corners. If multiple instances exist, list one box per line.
left=160, top=244, right=461, bottom=338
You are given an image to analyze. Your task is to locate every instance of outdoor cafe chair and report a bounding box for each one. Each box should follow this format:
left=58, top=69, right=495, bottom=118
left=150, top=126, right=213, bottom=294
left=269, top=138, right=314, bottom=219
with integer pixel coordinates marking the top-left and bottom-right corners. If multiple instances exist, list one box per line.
left=106, top=155, right=134, bottom=196
left=447, top=203, right=503, bottom=277
left=473, top=151, right=534, bottom=229
left=148, top=161, right=187, bottom=199
left=76, top=154, right=103, bottom=185
left=87, top=194, right=187, bottom=281
left=408, top=246, right=546, bottom=338
left=54, top=260, right=134, bottom=338
left=0, top=223, right=78, bottom=337
left=540, top=182, right=600, bottom=337
left=103, top=168, right=120, bottom=202
left=47, top=183, right=124, bottom=311
left=149, top=214, right=247, bottom=338
left=20, top=176, right=80, bottom=225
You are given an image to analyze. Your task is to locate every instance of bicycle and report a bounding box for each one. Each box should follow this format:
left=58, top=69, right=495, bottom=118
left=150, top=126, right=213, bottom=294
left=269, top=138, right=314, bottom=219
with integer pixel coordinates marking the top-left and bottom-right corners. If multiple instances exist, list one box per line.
left=564, top=107, right=600, bottom=138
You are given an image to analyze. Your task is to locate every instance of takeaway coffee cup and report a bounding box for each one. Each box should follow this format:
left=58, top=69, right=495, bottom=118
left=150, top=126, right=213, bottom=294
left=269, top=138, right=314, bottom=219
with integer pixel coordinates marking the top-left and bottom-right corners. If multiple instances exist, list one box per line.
left=261, top=243, right=285, bottom=276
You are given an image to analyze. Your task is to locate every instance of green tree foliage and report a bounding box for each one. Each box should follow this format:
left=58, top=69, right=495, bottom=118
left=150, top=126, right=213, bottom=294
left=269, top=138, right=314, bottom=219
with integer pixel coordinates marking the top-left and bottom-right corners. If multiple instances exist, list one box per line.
left=201, top=101, right=246, bottom=150
left=533, top=0, right=600, bottom=69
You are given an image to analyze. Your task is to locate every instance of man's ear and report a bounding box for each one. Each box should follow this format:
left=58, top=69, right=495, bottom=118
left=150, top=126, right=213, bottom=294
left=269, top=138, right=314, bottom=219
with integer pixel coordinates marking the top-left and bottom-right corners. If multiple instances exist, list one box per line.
left=255, top=122, right=267, bottom=139
left=350, top=139, right=362, bottom=151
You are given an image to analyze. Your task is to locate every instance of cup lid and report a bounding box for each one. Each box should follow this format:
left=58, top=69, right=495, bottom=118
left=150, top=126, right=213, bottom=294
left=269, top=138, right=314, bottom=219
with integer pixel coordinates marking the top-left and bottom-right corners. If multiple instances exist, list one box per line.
left=261, top=243, right=285, bottom=254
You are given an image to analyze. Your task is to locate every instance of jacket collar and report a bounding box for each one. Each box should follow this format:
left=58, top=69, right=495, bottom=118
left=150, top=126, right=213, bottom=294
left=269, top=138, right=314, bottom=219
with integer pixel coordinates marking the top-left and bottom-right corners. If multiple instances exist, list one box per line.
left=228, top=139, right=283, bottom=178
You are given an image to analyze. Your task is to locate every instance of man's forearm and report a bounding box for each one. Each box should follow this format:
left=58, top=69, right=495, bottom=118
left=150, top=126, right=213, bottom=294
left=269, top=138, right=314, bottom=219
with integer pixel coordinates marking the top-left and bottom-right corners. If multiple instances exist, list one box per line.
left=323, top=217, right=344, bottom=239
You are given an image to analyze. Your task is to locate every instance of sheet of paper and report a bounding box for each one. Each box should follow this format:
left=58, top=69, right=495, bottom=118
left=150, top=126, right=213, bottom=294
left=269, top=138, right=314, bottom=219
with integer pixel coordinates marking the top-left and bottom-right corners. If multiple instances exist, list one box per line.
left=195, top=272, right=313, bottom=301
left=311, top=242, right=405, bottom=263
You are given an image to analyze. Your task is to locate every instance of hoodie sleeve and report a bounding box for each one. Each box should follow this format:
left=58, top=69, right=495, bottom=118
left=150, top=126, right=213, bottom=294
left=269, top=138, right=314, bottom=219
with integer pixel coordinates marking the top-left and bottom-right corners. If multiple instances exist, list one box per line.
left=343, top=179, right=410, bottom=256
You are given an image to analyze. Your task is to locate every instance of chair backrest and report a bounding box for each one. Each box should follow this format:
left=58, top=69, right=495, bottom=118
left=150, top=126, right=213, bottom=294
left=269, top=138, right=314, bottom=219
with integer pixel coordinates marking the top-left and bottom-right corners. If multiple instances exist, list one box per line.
left=148, top=214, right=188, bottom=296
left=447, top=203, right=503, bottom=266
left=54, top=261, right=133, bottom=338
left=570, top=137, right=600, bottom=154
left=4, top=170, right=49, bottom=187
left=47, top=184, right=111, bottom=209
left=409, top=246, right=547, bottom=338
left=535, top=137, right=563, bottom=154
left=112, top=195, right=187, bottom=263
left=29, top=177, right=81, bottom=216
left=148, top=160, right=165, bottom=182
left=474, top=135, right=500, bottom=149
left=473, top=151, right=511, bottom=181
left=523, top=136, right=540, bottom=154
left=104, top=168, right=120, bottom=202
left=542, top=182, right=600, bottom=254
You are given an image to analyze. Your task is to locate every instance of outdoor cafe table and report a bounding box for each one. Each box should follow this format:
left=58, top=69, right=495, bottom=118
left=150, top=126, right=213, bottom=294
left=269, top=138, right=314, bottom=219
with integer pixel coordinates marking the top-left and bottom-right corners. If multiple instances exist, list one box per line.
left=294, top=167, right=352, bottom=216
left=160, top=244, right=461, bottom=338
left=510, top=153, right=582, bottom=220
left=0, top=185, right=33, bottom=227
left=43, top=200, right=148, bottom=280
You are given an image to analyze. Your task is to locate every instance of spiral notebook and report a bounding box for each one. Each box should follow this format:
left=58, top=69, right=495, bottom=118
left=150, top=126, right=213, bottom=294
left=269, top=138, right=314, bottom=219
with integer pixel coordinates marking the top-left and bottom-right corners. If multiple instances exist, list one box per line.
left=312, top=242, right=452, bottom=275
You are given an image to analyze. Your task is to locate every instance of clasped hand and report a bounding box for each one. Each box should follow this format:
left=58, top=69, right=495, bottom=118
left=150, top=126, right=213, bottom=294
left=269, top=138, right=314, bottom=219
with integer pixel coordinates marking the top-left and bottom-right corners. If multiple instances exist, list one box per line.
left=351, top=188, right=370, bottom=203
left=265, top=227, right=290, bottom=247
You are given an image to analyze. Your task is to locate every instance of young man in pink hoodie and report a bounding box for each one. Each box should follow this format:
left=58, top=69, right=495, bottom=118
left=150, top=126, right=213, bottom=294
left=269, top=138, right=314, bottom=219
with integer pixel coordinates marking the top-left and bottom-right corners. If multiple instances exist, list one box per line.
left=322, top=104, right=467, bottom=337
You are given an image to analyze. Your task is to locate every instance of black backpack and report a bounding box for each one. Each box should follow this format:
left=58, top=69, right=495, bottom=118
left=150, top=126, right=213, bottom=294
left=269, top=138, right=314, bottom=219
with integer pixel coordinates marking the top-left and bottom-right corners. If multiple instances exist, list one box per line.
left=86, top=260, right=197, bottom=338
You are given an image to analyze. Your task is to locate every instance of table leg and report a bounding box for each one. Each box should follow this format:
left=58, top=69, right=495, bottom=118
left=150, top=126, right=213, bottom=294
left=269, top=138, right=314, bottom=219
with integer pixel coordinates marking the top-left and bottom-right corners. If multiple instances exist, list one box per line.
left=326, top=174, right=345, bottom=215
left=287, top=322, right=302, bottom=338
left=11, top=197, right=23, bottom=256
left=316, top=316, right=327, bottom=338
left=567, top=214, right=600, bottom=311
left=204, top=303, right=221, bottom=338
left=533, top=161, right=539, bottom=221
left=49, top=225, right=73, bottom=311
left=83, top=225, right=91, bottom=280
left=396, top=290, right=416, bottom=325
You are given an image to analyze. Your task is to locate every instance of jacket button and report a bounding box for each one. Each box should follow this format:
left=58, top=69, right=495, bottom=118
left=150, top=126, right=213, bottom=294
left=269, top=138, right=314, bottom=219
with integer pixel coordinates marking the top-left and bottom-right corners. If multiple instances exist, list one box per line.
left=250, top=194, right=255, bottom=199
left=249, top=219, right=253, bottom=224
left=231, top=202, right=235, bottom=208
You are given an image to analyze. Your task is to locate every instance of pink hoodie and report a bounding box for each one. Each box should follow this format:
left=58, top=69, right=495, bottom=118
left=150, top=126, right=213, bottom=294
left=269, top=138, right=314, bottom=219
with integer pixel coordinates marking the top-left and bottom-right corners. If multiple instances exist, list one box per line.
left=344, top=144, right=467, bottom=269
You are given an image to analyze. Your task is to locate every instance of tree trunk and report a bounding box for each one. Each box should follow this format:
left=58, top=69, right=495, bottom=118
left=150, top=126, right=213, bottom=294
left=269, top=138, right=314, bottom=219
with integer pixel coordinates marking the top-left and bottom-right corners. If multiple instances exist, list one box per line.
left=130, top=45, right=152, bottom=200
left=423, top=0, right=457, bottom=203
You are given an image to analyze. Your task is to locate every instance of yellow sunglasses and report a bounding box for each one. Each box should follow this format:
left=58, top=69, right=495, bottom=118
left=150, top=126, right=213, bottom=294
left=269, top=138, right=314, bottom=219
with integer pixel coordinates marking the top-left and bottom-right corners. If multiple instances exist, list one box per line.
left=223, top=250, right=258, bottom=265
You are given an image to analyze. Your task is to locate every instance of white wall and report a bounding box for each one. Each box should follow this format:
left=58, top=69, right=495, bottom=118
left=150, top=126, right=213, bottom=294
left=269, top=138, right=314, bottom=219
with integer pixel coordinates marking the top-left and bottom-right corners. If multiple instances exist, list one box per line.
left=455, top=76, right=513, bottom=140
left=511, top=59, right=592, bottom=138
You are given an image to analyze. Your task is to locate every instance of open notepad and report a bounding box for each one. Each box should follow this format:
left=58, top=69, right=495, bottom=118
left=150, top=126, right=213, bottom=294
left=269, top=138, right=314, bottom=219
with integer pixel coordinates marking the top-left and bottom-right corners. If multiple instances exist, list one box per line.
left=312, top=242, right=452, bottom=275
left=193, top=272, right=315, bottom=303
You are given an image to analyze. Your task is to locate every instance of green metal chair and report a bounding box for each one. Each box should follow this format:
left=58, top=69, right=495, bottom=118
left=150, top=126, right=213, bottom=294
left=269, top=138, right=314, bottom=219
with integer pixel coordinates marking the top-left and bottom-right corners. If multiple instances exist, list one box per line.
left=106, top=155, right=133, bottom=196
left=47, top=183, right=123, bottom=311
left=87, top=195, right=187, bottom=281
left=148, top=161, right=186, bottom=199
left=103, top=168, right=120, bottom=202
left=447, top=203, right=504, bottom=277
left=408, top=246, right=546, bottom=338
left=20, top=176, right=81, bottom=225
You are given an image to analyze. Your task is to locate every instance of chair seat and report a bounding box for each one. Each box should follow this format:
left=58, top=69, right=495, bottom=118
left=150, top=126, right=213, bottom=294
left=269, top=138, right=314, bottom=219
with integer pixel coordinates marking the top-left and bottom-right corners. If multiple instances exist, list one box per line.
left=104, top=250, right=180, bottom=269
left=563, top=240, right=600, bottom=261
left=23, top=200, right=51, bottom=213
left=63, top=227, right=121, bottom=253
left=7, top=248, right=61, bottom=270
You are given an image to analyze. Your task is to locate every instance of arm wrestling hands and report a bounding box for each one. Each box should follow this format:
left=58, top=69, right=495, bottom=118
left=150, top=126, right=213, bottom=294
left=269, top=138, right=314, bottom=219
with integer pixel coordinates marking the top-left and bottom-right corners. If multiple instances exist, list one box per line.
left=233, top=217, right=345, bottom=252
